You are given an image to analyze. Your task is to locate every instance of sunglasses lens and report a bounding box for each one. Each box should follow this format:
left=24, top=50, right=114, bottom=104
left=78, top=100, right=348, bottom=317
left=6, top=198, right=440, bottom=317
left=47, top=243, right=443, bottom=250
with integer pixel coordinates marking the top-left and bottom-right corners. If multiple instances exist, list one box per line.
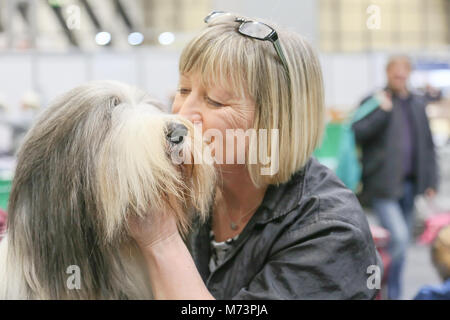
left=204, top=11, right=227, bottom=23
left=239, top=21, right=273, bottom=40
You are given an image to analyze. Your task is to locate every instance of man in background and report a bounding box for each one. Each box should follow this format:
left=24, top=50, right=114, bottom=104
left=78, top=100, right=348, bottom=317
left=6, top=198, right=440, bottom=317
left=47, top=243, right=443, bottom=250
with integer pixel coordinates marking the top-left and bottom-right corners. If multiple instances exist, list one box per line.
left=352, top=55, right=438, bottom=299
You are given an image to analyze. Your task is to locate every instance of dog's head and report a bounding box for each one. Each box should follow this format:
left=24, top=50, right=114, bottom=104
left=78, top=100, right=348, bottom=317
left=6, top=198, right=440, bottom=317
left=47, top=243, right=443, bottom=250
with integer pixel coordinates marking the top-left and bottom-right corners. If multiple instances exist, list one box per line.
left=7, top=81, right=215, bottom=297
left=89, top=82, right=216, bottom=240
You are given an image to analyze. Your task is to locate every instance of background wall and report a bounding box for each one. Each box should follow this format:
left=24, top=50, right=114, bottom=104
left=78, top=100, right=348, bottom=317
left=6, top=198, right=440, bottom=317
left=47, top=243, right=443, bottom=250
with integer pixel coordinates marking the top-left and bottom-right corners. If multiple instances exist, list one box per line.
left=1, top=0, right=448, bottom=113
left=1, top=49, right=447, bottom=115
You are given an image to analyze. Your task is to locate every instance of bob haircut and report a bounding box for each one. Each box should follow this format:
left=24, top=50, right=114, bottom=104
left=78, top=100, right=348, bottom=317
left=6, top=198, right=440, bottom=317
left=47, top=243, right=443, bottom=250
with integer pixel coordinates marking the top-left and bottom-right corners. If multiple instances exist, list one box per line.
left=179, top=13, right=325, bottom=186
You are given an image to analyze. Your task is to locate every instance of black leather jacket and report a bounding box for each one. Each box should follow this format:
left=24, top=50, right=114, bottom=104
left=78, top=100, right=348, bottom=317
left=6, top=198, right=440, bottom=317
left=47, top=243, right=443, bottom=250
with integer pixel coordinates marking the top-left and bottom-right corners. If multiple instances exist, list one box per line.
left=188, top=157, right=382, bottom=299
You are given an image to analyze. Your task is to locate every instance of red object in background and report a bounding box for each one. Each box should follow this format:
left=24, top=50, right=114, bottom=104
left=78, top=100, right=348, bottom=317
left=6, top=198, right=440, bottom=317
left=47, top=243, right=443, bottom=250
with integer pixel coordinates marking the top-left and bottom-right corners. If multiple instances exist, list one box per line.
left=0, top=208, right=7, bottom=241
left=419, top=213, right=450, bottom=245
left=370, top=224, right=391, bottom=300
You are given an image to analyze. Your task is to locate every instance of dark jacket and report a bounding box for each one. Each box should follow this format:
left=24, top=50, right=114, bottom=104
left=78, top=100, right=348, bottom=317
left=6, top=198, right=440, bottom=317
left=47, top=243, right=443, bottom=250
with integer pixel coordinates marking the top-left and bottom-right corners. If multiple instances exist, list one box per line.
left=187, top=157, right=382, bottom=299
left=352, top=91, right=438, bottom=205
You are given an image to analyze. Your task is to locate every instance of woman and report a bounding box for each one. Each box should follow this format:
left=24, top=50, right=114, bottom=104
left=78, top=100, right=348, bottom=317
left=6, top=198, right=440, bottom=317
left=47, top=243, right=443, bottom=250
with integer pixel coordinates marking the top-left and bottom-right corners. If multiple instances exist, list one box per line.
left=130, top=12, right=382, bottom=299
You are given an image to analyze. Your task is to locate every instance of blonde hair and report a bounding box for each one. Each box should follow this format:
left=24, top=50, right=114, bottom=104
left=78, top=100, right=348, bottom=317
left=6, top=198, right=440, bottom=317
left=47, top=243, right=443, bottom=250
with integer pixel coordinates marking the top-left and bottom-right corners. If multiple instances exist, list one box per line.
left=179, top=13, right=325, bottom=186
left=432, top=225, right=450, bottom=281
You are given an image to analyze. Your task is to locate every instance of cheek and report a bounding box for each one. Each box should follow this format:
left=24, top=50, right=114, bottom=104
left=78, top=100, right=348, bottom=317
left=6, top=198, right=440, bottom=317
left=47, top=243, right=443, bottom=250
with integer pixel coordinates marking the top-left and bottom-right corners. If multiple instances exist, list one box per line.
left=214, top=110, right=254, bottom=153
left=244, top=109, right=255, bottom=128
left=201, top=114, right=227, bottom=135
left=223, top=107, right=254, bottom=129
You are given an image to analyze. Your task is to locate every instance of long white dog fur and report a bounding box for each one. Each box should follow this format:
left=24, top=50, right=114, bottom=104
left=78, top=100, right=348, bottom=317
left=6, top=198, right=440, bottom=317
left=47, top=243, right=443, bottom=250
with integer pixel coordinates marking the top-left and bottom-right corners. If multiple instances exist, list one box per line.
left=0, top=81, right=215, bottom=299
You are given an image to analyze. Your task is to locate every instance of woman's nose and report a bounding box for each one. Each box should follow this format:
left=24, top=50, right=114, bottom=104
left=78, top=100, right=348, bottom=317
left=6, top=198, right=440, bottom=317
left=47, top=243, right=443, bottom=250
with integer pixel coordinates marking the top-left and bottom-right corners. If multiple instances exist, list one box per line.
left=175, top=95, right=203, bottom=124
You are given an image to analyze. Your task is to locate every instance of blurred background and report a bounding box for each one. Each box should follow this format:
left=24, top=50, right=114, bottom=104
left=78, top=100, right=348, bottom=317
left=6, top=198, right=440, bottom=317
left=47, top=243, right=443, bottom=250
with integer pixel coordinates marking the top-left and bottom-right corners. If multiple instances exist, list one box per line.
left=0, top=0, right=449, bottom=300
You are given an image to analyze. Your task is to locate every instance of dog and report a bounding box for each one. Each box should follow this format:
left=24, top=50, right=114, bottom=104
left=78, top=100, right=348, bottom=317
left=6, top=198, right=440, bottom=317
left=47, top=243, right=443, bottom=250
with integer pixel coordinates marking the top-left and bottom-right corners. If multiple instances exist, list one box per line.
left=0, top=81, right=215, bottom=299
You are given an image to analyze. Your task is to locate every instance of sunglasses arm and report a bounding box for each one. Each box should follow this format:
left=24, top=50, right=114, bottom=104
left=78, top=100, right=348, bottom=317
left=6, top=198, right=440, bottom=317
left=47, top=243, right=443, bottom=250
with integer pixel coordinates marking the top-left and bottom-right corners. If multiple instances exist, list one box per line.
left=272, top=37, right=289, bottom=76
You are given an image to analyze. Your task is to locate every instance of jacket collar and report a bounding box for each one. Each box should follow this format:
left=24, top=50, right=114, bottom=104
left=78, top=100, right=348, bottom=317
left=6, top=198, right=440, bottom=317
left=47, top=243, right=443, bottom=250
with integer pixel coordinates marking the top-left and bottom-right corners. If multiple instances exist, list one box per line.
left=253, top=158, right=309, bottom=224
left=191, top=158, right=310, bottom=283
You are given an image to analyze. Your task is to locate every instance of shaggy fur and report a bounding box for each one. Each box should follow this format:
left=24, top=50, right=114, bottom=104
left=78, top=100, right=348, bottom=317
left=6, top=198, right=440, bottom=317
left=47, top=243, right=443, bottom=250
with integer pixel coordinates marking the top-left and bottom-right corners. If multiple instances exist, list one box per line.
left=0, top=81, right=215, bottom=299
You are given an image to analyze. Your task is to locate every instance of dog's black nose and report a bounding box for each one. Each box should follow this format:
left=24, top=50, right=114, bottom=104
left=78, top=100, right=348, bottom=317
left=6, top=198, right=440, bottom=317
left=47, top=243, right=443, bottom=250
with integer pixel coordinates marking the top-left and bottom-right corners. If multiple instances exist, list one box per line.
left=166, top=122, right=188, bottom=145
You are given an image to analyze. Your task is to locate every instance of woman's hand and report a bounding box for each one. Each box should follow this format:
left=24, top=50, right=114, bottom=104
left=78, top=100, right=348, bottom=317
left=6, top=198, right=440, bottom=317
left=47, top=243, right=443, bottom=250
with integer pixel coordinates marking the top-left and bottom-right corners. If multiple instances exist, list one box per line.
left=128, top=205, right=180, bottom=250
left=127, top=199, right=214, bottom=300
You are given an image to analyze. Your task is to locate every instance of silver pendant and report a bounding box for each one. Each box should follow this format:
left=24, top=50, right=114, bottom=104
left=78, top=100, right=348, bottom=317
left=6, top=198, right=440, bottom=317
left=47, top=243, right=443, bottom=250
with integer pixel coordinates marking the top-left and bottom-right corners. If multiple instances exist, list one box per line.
left=230, top=222, right=238, bottom=230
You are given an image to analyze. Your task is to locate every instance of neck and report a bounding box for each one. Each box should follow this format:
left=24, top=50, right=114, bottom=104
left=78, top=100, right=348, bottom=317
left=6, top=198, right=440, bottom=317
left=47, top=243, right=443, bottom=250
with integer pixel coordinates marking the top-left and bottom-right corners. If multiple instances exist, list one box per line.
left=215, top=165, right=268, bottom=217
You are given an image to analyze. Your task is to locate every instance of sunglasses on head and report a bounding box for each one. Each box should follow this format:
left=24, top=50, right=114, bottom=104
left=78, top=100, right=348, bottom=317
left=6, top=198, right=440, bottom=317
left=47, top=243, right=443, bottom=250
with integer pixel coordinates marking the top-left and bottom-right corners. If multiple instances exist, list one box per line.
left=204, top=11, right=290, bottom=77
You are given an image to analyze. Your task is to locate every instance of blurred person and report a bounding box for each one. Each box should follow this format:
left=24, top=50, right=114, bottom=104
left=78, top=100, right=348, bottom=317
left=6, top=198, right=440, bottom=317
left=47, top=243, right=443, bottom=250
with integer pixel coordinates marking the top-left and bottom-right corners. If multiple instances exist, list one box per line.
left=0, top=94, right=13, bottom=156
left=1, top=90, right=41, bottom=155
left=128, top=12, right=382, bottom=299
left=414, top=224, right=450, bottom=300
left=352, top=55, right=438, bottom=300
left=422, top=84, right=442, bottom=102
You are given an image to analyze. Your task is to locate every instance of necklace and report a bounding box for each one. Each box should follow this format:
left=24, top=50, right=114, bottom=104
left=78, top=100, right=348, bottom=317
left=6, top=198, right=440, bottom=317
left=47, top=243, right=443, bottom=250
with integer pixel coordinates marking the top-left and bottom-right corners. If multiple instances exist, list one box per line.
left=226, top=203, right=261, bottom=230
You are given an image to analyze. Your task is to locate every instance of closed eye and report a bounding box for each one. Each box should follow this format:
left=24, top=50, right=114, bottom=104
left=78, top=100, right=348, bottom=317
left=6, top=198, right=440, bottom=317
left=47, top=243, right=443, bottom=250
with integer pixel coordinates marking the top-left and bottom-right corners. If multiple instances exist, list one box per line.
left=206, top=96, right=226, bottom=108
left=178, top=88, right=191, bottom=95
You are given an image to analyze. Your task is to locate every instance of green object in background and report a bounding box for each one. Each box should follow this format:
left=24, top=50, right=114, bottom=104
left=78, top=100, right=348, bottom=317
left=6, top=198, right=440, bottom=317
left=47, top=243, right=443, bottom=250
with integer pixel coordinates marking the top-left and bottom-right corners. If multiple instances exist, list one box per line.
left=48, top=0, right=62, bottom=8
left=0, top=179, right=11, bottom=210
left=313, top=123, right=342, bottom=172
left=351, top=96, right=382, bottom=124
left=314, top=123, right=361, bottom=191
left=314, top=96, right=381, bottom=192
left=313, top=123, right=343, bottom=161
